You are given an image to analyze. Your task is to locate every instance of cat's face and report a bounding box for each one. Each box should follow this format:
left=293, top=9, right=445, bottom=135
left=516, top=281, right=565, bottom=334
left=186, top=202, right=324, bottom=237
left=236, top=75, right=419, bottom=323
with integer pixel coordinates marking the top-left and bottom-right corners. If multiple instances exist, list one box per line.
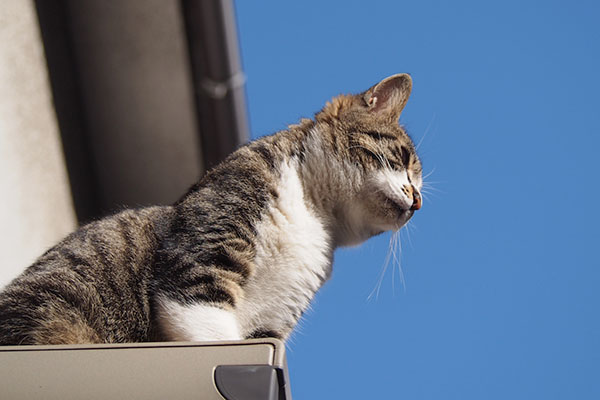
left=316, top=74, right=422, bottom=243
left=354, top=125, right=422, bottom=233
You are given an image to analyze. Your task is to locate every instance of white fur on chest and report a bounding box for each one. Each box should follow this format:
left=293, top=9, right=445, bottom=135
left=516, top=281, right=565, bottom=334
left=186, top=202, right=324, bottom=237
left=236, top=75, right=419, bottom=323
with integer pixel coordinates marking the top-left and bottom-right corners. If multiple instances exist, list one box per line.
left=235, top=161, right=332, bottom=338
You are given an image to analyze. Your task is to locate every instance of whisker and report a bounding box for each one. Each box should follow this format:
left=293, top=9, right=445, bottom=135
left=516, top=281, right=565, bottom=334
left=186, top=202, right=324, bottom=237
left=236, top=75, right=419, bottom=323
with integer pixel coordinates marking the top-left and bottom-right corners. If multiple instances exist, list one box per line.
left=347, top=143, right=389, bottom=170
left=422, top=167, right=437, bottom=181
left=404, top=220, right=415, bottom=249
left=419, top=187, right=443, bottom=201
left=391, top=242, right=396, bottom=295
left=368, top=233, right=394, bottom=300
left=416, top=113, right=436, bottom=151
left=391, top=231, right=399, bottom=295
left=374, top=140, right=393, bottom=171
left=392, top=231, right=405, bottom=293
left=421, top=181, right=443, bottom=188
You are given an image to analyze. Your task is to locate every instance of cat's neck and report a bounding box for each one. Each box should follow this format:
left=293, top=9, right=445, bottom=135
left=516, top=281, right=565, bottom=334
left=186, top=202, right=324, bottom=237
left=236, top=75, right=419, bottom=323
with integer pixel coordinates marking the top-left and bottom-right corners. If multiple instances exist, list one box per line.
left=236, top=137, right=335, bottom=339
left=291, top=125, right=378, bottom=248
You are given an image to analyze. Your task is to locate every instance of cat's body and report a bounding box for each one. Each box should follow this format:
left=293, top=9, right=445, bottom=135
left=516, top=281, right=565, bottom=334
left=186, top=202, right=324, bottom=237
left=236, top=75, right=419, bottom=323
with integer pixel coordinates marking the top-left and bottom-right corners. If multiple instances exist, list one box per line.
left=0, top=74, right=423, bottom=345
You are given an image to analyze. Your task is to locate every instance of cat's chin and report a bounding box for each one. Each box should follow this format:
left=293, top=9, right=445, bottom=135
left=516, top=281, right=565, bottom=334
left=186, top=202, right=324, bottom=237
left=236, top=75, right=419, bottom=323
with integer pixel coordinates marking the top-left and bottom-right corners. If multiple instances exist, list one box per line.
left=383, top=197, right=414, bottom=230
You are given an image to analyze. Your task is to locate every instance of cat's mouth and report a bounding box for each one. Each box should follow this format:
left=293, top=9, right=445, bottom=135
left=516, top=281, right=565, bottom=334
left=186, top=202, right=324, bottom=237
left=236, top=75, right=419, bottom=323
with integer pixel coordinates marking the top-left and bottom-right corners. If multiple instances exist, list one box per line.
left=383, top=195, right=414, bottom=221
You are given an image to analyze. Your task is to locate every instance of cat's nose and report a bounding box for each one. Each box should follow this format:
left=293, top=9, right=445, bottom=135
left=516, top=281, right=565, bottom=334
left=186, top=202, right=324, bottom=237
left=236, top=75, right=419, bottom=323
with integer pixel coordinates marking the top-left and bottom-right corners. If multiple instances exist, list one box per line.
left=411, top=189, right=422, bottom=211
left=403, top=184, right=422, bottom=210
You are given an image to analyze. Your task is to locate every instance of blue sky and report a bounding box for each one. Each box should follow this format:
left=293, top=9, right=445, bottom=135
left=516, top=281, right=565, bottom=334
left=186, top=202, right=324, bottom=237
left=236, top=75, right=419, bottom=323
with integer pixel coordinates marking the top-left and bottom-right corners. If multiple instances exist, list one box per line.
left=235, top=1, right=600, bottom=398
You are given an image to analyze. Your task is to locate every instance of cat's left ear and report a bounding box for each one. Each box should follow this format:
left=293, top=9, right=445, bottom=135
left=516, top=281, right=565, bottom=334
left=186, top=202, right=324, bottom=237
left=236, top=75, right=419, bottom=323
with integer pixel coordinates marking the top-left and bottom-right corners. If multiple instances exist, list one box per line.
left=363, top=73, right=412, bottom=121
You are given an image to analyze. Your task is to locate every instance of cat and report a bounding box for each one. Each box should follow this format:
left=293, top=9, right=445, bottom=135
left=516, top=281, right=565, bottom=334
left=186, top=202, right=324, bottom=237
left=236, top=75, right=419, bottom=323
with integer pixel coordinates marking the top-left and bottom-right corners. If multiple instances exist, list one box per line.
left=0, top=73, right=423, bottom=345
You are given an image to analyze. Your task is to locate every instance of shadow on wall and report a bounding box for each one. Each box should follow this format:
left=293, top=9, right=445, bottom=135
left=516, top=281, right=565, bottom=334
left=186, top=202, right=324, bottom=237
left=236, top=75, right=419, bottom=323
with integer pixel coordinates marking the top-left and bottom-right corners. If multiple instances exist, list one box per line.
left=0, top=0, right=249, bottom=288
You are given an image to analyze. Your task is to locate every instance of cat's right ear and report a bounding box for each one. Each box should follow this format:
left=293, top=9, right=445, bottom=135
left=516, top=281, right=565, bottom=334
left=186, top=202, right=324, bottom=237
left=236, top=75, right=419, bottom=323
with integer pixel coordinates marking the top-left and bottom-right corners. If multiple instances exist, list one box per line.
left=363, top=74, right=412, bottom=121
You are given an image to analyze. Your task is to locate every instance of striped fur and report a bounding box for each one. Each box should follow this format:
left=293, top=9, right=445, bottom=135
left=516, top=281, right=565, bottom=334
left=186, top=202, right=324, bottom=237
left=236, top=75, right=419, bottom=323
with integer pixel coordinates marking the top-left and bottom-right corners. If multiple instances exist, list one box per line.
left=0, top=74, right=423, bottom=344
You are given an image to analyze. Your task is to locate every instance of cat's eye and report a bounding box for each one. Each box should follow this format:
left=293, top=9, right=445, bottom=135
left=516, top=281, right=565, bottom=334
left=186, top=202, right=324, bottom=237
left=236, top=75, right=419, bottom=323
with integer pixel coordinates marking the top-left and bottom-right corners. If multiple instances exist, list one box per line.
left=399, top=146, right=411, bottom=166
left=387, top=160, right=402, bottom=170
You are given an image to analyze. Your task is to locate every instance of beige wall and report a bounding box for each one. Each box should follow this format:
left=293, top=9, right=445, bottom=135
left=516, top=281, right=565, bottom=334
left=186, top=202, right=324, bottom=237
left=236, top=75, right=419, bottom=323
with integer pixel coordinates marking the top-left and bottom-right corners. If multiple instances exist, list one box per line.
left=0, top=1, right=76, bottom=288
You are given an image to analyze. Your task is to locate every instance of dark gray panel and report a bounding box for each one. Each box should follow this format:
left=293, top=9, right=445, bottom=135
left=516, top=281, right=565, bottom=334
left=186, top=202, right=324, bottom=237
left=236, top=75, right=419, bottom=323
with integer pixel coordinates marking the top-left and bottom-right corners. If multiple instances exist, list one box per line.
left=214, top=365, right=284, bottom=400
left=35, top=0, right=101, bottom=222
left=36, top=0, right=250, bottom=222
left=64, top=0, right=202, bottom=214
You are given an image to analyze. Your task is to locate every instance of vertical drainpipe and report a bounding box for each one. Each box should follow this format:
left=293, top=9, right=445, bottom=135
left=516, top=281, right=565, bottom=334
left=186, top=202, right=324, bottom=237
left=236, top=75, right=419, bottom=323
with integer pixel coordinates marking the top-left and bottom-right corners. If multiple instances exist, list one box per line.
left=181, top=0, right=250, bottom=170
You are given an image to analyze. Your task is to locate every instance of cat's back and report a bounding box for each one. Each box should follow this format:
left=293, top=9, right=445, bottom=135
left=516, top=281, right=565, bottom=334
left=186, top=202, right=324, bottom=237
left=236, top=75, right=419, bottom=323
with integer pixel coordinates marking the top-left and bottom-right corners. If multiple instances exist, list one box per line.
left=0, top=206, right=174, bottom=345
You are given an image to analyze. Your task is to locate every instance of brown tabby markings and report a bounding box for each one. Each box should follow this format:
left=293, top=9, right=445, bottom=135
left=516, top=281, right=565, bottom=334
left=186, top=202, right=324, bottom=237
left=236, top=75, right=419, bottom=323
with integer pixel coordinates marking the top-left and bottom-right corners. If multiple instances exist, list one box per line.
left=0, top=74, right=423, bottom=344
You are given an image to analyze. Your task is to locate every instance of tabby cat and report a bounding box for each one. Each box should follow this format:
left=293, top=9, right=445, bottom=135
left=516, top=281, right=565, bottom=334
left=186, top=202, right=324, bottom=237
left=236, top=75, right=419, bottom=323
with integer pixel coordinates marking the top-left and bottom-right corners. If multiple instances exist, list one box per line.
left=0, top=74, right=423, bottom=345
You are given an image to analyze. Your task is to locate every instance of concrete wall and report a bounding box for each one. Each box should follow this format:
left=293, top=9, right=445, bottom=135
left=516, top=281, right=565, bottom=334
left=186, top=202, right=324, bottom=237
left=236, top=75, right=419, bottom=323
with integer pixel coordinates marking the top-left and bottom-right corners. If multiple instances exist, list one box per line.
left=0, top=1, right=77, bottom=288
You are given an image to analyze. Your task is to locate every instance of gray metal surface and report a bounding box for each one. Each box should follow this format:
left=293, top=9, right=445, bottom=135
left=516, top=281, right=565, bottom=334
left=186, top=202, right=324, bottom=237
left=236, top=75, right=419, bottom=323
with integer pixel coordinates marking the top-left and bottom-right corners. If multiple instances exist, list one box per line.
left=0, top=339, right=289, bottom=400
left=181, top=0, right=250, bottom=170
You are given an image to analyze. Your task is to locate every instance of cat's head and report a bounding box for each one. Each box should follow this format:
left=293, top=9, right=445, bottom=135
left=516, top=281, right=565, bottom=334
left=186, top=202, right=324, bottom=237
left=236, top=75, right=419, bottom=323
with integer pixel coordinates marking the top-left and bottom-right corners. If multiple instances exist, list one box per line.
left=314, top=74, right=422, bottom=245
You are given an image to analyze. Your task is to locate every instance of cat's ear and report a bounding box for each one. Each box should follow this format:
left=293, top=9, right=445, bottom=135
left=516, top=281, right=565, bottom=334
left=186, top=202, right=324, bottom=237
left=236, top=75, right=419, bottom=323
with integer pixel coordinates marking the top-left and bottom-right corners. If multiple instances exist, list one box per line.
left=363, top=73, right=412, bottom=121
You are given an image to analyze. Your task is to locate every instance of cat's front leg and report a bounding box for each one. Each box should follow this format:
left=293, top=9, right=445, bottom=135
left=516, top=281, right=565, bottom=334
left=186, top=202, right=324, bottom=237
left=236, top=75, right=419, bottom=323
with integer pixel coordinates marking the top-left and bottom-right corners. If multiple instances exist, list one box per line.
left=154, top=297, right=242, bottom=342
